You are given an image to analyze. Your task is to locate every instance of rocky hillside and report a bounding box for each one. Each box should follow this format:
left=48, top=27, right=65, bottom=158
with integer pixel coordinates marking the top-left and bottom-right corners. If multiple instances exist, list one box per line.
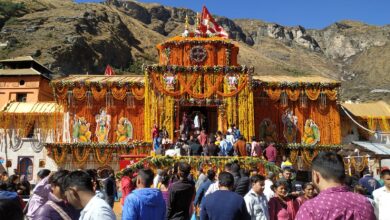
left=0, top=0, right=389, bottom=102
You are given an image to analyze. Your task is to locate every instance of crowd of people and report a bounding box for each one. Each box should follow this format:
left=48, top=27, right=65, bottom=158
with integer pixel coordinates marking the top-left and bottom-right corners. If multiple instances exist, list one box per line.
left=0, top=151, right=389, bottom=220
left=153, top=123, right=280, bottom=159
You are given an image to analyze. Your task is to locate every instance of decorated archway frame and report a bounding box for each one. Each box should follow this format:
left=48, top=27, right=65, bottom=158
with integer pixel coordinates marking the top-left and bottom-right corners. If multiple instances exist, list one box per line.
left=116, top=156, right=281, bottom=179
left=144, top=65, right=255, bottom=141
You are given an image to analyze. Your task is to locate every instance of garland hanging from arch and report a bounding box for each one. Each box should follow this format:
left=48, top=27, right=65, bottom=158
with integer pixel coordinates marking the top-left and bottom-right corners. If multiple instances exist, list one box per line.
left=150, top=71, right=248, bottom=98
left=91, top=86, right=107, bottom=101
left=302, top=149, right=319, bottom=166
left=52, top=146, right=68, bottom=164
left=72, top=147, right=91, bottom=165
left=111, top=86, right=127, bottom=100
left=94, top=148, right=114, bottom=165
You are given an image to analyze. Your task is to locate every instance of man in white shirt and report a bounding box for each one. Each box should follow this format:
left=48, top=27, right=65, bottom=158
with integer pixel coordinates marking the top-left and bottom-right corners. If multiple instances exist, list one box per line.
left=373, top=169, right=390, bottom=220
left=63, top=170, right=116, bottom=220
left=205, top=163, right=233, bottom=196
left=244, top=175, right=269, bottom=220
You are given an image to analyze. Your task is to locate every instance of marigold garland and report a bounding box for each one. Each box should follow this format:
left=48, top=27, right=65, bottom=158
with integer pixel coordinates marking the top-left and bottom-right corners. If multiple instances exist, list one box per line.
left=350, top=157, right=367, bottom=172
left=94, top=148, right=114, bottom=165
left=111, top=86, right=127, bottom=100
left=302, top=149, right=318, bottom=166
left=72, top=147, right=91, bottom=165
left=91, top=86, right=107, bottom=101
left=131, top=87, right=145, bottom=100
left=73, top=87, right=86, bottom=100
left=52, top=146, right=68, bottom=164
left=289, top=149, right=299, bottom=164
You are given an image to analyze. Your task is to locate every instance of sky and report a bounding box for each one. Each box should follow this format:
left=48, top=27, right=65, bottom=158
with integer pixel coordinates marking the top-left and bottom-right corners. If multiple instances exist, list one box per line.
left=75, top=0, right=390, bottom=29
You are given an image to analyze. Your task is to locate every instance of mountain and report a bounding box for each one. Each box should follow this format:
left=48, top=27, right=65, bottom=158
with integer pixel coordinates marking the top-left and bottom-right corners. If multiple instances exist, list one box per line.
left=0, top=0, right=389, bottom=102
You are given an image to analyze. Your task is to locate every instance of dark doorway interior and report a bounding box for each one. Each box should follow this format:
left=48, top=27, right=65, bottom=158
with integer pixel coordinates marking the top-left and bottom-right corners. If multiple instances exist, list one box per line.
left=179, top=105, right=218, bottom=135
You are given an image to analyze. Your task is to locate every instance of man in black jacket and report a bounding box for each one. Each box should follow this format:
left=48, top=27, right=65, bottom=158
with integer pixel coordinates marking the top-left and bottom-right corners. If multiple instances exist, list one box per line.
left=166, top=162, right=195, bottom=220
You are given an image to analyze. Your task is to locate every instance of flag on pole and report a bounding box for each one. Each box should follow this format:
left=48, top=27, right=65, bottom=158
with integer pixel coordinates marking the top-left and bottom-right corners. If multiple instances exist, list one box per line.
left=200, top=6, right=229, bottom=38
left=104, top=64, right=115, bottom=76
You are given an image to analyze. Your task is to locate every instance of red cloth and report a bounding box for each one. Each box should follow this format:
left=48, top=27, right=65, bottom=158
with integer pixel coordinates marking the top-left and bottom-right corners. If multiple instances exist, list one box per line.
left=152, top=127, right=159, bottom=138
left=199, top=6, right=228, bottom=38
left=268, top=197, right=297, bottom=220
left=104, top=64, right=115, bottom=76
left=265, top=144, right=277, bottom=162
left=120, top=176, right=134, bottom=205
left=198, top=132, right=208, bottom=146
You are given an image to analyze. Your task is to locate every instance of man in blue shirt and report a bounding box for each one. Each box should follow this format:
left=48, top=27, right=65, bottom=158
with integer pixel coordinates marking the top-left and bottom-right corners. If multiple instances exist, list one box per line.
left=200, top=172, right=250, bottom=220
left=122, top=169, right=166, bottom=220
left=194, top=169, right=216, bottom=207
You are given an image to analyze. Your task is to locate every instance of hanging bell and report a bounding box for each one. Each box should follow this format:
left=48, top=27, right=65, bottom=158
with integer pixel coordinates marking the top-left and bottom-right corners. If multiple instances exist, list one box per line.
left=126, top=91, right=135, bottom=109
left=260, top=90, right=268, bottom=106
left=86, top=90, right=93, bottom=109
left=67, top=90, right=74, bottom=108
left=106, top=91, right=114, bottom=107
left=280, top=90, right=288, bottom=107
left=299, top=90, right=307, bottom=108
left=319, top=91, right=327, bottom=109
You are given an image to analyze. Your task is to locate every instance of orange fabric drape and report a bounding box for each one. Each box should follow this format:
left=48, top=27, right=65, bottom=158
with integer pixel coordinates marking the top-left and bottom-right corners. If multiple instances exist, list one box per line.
left=131, top=87, right=145, bottom=100
left=266, top=88, right=282, bottom=102
left=286, top=89, right=300, bottom=101
left=305, top=88, right=320, bottom=100
left=112, top=86, right=127, bottom=100
left=91, top=86, right=107, bottom=101
left=73, top=87, right=86, bottom=100
left=325, top=89, right=337, bottom=101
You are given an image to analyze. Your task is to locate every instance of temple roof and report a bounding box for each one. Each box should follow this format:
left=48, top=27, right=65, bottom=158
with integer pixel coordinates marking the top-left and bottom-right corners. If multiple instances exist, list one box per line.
left=51, top=75, right=144, bottom=87
left=0, top=101, right=63, bottom=114
left=252, top=75, right=340, bottom=85
left=0, top=68, right=43, bottom=76
left=341, top=101, right=390, bottom=118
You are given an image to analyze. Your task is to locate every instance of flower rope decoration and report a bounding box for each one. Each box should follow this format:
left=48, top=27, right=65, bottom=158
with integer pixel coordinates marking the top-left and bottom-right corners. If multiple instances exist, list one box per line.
left=302, top=150, right=319, bottom=166
left=95, top=147, right=115, bottom=165
left=112, top=86, right=127, bottom=100
left=91, top=86, right=107, bottom=101
left=351, top=157, right=367, bottom=172
left=52, top=146, right=68, bottom=164
left=289, top=149, right=299, bottom=164
left=72, top=147, right=91, bottom=165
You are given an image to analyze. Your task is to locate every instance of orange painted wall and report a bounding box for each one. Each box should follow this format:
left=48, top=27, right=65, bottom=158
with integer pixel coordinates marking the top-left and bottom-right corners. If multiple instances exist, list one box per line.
left=0, top=76, right=53, bottom=107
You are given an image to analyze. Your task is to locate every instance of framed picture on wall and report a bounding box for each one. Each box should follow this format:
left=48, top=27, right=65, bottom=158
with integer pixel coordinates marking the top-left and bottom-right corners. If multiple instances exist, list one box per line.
left=39, top=159, right=46, bottom=168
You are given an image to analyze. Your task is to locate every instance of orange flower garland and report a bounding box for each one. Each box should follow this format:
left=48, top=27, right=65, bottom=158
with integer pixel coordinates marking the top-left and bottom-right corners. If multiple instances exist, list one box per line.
left=95, top=148, right=114, bottom=165
left=72, top=147, right=91, bottom=165
left=52, top=146, right=68, bottom=164
left=91, top=86, right=107, bottom=101
left=112, top=86, right=127, bottom=100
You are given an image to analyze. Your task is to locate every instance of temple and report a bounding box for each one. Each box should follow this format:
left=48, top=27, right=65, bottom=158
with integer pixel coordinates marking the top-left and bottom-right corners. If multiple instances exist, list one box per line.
left=42, top=33, right=342, bottom=171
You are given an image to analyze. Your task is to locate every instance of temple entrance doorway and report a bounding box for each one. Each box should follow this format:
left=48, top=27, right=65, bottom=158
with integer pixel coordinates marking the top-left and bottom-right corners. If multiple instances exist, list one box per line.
left=178, top=105, right=218, bottom=138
